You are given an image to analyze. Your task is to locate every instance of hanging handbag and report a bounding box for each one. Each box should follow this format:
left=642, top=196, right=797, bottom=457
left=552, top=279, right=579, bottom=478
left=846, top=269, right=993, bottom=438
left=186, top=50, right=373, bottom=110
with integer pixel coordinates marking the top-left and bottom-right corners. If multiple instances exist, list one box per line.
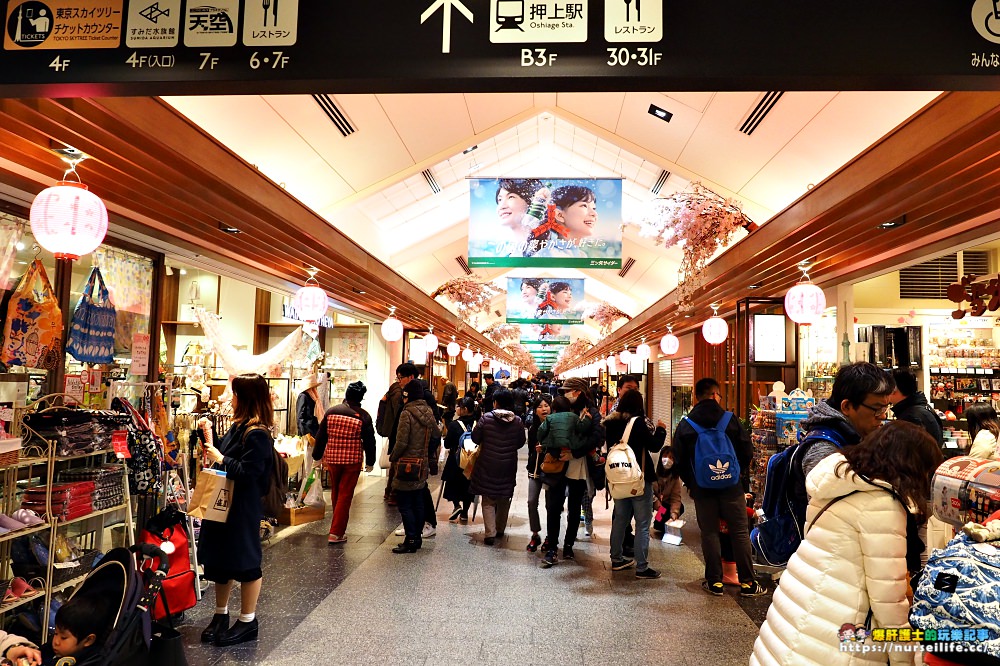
left=66, top=266, right=117, bottom=364
left=1, top=259, right=64, bottom=370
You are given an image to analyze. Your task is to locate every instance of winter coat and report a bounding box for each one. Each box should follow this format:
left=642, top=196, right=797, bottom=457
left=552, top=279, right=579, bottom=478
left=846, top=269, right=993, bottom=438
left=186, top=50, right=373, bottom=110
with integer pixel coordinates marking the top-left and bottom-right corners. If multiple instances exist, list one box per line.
left=377, top=381, right=403, bottom=445
left=750, top=453, right=911, bottom=666
left=653, top=474, right=683, bottom=518
left=891, top=391, right=943, bottom=446
left=469, top=409, right=526, bottom=498
left=789, top=401, right=863, bottom=521
left=198, top=421, right=274, bottom=573
left=312, top=401, right=377, bottom=467
left=296, top=391, right=319, bottom=437
left=671, top=399, right=750, bottom=497
left=969, top=428, right=1000, bottom=460
left=442, top=414, right=475, bottom=502
left=390, top=400, right=438, bottom=492
left=603, top=410, right=666, bottom=479
left=538, top=411, right=592, bottom=450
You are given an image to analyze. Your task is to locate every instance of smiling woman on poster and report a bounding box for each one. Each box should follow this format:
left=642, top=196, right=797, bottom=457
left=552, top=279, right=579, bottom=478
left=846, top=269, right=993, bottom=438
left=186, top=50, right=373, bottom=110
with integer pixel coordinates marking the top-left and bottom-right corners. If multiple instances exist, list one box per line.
left=507, top=278, right=545, bottom=319
left=492, top=178, right=546, bottom=256
left=525, top=185, right=598, bottom=259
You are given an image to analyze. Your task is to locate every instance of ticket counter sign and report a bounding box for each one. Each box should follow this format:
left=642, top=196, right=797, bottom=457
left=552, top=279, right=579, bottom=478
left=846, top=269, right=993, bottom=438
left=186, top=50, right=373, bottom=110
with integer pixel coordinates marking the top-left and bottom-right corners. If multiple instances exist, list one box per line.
left=5, top=0, right=123, bottom=49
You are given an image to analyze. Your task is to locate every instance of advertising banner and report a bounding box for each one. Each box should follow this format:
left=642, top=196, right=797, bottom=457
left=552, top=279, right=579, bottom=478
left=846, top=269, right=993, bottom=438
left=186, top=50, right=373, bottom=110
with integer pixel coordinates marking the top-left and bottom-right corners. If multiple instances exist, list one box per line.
left=520, top=324, right=572, bottom=345
left=468, top=178, right=622, bottom=269
left=506, top=277, right=585, bottom=324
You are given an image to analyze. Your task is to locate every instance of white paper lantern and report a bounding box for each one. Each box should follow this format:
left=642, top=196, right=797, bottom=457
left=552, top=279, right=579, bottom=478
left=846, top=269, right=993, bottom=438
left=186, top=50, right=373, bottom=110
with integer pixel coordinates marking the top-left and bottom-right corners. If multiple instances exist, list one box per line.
left=447, top=341, right=461, bottom=357
left=380, top=315, right=403, bottom=342
left=461, top=347, right=473, bottom=362
left=293, top=283, right=328, bottom=322
left=702, top=316, right=729, bottom=345
left=30, top=181, right=109, bottom=260
left=472, top=352, right=484, bottom=368
left=595, top=358, right=607, bottom=372
left=635, top=342, right=651, bottom=361
left=620, top=349, right=632, bottom=365
left=785, top=280, right=827, bottom=325
left=660, top=333, right=680, bottom=356
left=606, top=355, right=618, bottom=374
left=423, top=331, right=439, bottom=352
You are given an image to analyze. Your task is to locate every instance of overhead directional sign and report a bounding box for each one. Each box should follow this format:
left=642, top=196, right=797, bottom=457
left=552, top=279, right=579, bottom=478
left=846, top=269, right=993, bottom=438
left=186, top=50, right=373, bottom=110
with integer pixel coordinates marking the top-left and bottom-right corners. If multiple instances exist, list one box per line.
left=1, top=0, right=999, bottom=96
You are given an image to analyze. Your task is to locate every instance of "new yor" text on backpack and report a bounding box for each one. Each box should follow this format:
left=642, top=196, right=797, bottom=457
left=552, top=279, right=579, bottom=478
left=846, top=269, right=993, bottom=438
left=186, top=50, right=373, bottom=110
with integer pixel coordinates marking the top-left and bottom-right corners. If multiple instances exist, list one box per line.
left=605, top=417, right=645, bottom=499
left=686, top=411, right=739, bottom=489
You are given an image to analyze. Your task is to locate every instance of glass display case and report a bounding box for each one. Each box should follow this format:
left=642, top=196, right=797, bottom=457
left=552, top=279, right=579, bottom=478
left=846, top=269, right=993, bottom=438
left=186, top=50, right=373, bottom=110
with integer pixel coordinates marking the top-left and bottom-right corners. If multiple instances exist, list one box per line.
left=799, top=307, right=838, bottom=401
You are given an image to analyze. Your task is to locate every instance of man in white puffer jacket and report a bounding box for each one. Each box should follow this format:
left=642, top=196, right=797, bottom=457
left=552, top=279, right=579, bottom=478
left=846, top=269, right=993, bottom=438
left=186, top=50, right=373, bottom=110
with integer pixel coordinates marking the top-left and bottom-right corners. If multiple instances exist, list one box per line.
left=750, top=421, right=943, bottom=666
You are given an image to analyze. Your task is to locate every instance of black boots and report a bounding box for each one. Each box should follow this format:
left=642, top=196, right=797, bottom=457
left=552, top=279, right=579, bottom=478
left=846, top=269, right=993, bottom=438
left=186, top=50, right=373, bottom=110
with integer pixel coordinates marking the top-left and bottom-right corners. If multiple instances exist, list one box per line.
left=215, top=618, right=259, bottom=646
left=392, top=537, right=421, bottom=553
left=200, top=613, right=229, bottom=643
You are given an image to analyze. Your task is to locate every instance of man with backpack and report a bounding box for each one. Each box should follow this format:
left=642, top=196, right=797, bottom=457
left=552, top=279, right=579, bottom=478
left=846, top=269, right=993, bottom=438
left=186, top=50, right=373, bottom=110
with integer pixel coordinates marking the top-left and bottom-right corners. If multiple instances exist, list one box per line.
left=672, top=377, right=763, bottom=597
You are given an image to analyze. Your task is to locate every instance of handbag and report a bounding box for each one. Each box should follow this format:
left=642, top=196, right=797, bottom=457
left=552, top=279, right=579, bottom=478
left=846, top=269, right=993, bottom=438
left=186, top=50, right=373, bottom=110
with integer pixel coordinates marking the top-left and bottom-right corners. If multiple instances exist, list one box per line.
left=66, top=266, right=117, bottom=364
left=396, top=456, right=424, bottom=482
left=540, top=452, right=567, bottom=475
left=379, top=443, right=391, bottom=470
left=1, top=259, right=63, bottom=370
left=462, top=447, right=480, bottom=480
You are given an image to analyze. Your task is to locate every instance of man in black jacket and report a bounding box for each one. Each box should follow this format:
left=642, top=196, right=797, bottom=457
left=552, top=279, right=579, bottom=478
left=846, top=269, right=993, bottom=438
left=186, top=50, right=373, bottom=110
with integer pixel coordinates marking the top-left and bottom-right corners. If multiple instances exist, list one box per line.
left=481, top=374, right=498, bottom=413
left=890, top=369, right=944, bottom=448
left=672, top=378, right=763, bottom=597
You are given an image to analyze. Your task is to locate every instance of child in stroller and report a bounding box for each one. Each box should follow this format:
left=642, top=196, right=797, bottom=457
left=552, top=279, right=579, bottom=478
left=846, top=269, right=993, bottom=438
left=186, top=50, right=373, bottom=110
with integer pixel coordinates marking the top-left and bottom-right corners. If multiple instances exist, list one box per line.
left=41, top=595, right=113, bottom=665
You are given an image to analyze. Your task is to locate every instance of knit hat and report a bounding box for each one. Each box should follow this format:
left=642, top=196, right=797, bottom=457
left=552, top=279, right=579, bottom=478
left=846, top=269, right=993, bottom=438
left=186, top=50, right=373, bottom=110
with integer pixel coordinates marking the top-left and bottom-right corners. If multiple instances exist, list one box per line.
left=402, top=380, right=424, bottom=402
left=345, top=381, right=367, bottom=402
left=558, top=377, right=590, bottom=395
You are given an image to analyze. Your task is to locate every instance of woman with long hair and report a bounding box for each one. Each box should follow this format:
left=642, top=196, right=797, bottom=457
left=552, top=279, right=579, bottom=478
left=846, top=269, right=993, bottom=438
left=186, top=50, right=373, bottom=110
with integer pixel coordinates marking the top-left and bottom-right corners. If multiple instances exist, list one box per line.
left=751, top=421, right=943, bottom=665
left=390, top=380, right=439, bottom=553
left=442, top=396, right=477, bottom=522
left=525, top=393, right=553, bottom=552
left=966, top=403, right=1000, bottom=460
left=198, top=373, right=275, bottom=647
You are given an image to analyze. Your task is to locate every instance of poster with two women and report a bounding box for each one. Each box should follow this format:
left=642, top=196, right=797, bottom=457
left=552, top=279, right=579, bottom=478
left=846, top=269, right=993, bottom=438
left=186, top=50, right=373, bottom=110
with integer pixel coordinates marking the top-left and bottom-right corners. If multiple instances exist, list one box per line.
left=506, top=277, right=585, bottom=325
left=467, top=177, right=623, bottom=269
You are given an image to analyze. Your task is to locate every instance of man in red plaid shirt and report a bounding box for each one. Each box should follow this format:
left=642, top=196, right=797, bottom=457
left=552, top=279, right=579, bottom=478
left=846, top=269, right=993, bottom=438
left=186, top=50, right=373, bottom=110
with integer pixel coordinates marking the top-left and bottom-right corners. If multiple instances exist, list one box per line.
left=312, top=381, right=376, bottom=544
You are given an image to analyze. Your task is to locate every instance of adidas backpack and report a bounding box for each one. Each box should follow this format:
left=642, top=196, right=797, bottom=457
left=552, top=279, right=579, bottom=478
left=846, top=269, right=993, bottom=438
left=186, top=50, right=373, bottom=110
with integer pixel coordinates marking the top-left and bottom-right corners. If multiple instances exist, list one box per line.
left=686, top=411, right=740, bottom=490
left=605, top=417, right=645, bottom=499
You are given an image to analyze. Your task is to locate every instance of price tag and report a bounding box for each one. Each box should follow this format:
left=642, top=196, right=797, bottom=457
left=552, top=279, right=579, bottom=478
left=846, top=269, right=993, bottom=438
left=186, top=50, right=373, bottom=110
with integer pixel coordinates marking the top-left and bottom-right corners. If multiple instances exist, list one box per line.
left=112, top=430, right=131, bottom=459
left=978, top=368, right=987, bottom=375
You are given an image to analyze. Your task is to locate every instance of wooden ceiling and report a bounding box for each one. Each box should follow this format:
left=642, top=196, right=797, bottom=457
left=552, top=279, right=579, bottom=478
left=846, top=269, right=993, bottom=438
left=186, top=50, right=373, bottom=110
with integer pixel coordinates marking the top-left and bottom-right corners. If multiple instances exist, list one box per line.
left=582, top=91, right=1000, bottom=365
left=0, top=96, right=513, bottom=361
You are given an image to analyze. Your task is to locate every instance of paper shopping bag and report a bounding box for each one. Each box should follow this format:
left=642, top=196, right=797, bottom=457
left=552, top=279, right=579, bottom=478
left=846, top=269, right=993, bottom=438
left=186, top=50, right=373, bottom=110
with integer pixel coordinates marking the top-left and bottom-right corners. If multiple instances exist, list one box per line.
left=188, top=469, right=233, bottom=523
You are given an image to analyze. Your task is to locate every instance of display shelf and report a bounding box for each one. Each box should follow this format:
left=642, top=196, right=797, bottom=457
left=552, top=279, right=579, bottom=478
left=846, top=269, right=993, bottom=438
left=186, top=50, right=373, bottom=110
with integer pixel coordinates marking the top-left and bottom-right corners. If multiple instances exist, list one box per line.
left=0, top=592, right=46, bottom=614
left=50, top=572, right=89, bottom=594
left=54, top=504, right=127, bottom=528
left=0, top=522, right=51, bottom=544
left=54, top=449, right=115, bottom=463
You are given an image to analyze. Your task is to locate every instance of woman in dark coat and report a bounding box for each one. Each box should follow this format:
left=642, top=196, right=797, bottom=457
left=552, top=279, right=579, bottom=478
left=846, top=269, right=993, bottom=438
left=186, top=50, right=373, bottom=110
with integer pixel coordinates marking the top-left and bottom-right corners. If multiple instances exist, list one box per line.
left=198, top=373, right=275, bottom=647
left=442, top=396, right=476, bottom=522
left=295, top=374, right=323, bottom=437
left=390, top=380, right=439, bottom=553
left=525, top=393, right=552, bottom=552
left=469, top=389, right=526, bottom=545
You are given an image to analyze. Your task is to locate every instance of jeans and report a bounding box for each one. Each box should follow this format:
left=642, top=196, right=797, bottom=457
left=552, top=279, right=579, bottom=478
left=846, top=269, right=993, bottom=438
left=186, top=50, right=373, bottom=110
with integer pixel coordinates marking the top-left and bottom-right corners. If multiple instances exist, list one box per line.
left=545, top=477, right=586, bottom=549
left=481, top=496, right=512, bottom=537
left=610, top=481, right=653, bottom=571
left=325, top=462, right=362, bottom=537
left=693, top=487, right=755, bottom=585
left=527, top=476, right=543, bottom=534
left=422, top=485, right=437, bottom=527
left=396, top=488, right=424, bottom=542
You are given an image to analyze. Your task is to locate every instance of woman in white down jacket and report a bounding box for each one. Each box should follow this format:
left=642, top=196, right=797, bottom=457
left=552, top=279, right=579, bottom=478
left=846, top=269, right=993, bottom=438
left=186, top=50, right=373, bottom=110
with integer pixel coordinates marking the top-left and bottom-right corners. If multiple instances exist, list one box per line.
left=751, top=421, right=943, bottom=666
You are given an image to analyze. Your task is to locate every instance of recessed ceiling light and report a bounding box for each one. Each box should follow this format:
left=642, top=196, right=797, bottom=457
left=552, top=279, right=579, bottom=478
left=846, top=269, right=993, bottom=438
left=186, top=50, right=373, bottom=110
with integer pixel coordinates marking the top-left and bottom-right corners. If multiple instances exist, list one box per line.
left=684, top=314, right=692, bottom=318
left=352, top=288, right=366, bottom=294
left=748, top=284, right=761, bottom=290
left=179, top=269, right=187, bottom=275
left=219, top=223, right=241, bottom=234
left=876, top=214, right=907, bottom=230
left=648, top=104, right=673, bottom=123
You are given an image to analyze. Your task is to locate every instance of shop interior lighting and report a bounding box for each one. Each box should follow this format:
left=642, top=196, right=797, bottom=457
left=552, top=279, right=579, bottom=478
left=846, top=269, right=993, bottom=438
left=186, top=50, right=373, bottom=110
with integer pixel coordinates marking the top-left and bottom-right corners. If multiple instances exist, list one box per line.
left=648, top=104, right=673, bottom=123
left=702, top=303, right=729, bottom=345
left=876, top=214, right=907, bottom=230
left=423, top=325, right=438, bottom=351
left=218, top=222, right=242, bottom=234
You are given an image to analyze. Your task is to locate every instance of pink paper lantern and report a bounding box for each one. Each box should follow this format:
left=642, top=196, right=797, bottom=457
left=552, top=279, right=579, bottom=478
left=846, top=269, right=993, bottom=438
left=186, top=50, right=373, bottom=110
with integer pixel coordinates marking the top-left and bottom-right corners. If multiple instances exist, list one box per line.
left=784, top=280, right=826, bottom=325
left=660, top=333, right=680, bottom=356
left=702, top=316, right=729, bottom=345
left=30, top=182, right=108, bottom=260
left=381, top=316, right=403, bottom=342
left=293, top=284, right=328, bottom=322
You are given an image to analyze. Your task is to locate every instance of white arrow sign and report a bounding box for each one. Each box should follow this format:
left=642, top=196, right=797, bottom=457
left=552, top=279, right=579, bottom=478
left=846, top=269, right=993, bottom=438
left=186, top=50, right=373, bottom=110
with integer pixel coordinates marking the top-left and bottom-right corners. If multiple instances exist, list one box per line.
left=421, top=0, right=474, bottom=54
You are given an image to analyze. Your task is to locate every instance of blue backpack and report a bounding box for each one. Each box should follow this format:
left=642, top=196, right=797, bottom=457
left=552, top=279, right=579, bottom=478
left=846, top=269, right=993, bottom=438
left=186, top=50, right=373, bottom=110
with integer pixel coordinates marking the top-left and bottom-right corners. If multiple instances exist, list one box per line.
left=686, top=412, right=740, bottom=489
left=750, top=427, right=848, bottom=566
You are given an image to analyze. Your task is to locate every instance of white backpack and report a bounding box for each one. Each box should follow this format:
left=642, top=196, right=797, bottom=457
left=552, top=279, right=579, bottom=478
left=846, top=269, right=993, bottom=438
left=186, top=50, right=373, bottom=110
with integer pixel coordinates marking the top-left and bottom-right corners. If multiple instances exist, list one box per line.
left=605, top=417, right=645, bottom=499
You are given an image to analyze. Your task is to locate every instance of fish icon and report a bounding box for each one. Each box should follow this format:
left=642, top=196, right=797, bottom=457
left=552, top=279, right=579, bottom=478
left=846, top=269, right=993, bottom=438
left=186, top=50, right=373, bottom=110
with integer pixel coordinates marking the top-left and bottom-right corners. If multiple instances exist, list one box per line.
left=139, top=2, right=170, bottom=23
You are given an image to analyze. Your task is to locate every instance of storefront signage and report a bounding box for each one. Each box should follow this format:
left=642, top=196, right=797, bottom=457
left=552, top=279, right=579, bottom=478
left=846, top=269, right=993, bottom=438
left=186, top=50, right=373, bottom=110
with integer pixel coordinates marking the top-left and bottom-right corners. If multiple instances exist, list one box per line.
left=751, top=314, right=786, bottom=364
left=947, top=274, right=1000, bottom=319
left=2, top=1, right=998, bottom=96
left=282, top=304, right=333, bottom=329
left=130, top=331, right=149, bottom=375
left=63, top=373, right=85, bottom=403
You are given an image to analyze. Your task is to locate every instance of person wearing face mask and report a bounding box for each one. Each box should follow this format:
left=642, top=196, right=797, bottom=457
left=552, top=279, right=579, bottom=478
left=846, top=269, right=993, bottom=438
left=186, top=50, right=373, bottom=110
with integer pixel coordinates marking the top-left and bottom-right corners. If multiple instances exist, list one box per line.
left=652, top=446, right=684, bottom=534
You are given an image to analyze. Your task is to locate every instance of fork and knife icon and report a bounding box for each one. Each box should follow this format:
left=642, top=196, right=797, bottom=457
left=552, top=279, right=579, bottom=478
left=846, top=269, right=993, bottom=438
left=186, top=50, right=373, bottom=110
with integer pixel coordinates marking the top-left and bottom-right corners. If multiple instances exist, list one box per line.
left=262, top=0, right=279, bottom=26
left=624, top=0, right=640, bottom=22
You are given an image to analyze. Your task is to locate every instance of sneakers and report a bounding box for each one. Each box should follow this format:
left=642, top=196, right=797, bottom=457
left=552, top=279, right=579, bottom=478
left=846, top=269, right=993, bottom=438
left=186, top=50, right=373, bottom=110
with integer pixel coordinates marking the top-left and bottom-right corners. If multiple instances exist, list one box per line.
left=421, top=523, right=436, bottom=538
left=740, top=581, right=768, bottom=597
left=540, top=537, right=552, bottom=553
left=702, top=581, right=724, bottom=596
left=484, top=536, right=496, bottom=546
left=611, top=558, right=635, bottom=571
left=635, top=567, right=661, bottom=580
left=448, top=508, right=463, bottom=523
left=541, top=551, right=558, bottom=568
left=526, top=534, right=542, bottom=552
left=561, top=545, right=575, bottom=560
left=327, top=534, right=347, bottom=544
left=394, top=527, right=406, bottom=537
left=585, top=522, right=594, bottom=537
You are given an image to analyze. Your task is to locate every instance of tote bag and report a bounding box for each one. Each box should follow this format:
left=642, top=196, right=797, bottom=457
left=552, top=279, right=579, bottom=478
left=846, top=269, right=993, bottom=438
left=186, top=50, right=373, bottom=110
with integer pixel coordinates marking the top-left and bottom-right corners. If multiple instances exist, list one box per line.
left=67, top=266, right=117, bottom=364
left=1, top=259, right=63, bottom=370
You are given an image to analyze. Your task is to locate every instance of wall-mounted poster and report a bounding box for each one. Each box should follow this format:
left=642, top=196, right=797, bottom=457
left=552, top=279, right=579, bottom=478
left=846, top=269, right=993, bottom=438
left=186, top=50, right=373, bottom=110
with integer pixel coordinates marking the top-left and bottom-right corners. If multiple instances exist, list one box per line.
left=506, top=277, right=585, bottom=324
left=521, top=324, right=572, bottom=344
left=468, top=177, right=623, bottom=269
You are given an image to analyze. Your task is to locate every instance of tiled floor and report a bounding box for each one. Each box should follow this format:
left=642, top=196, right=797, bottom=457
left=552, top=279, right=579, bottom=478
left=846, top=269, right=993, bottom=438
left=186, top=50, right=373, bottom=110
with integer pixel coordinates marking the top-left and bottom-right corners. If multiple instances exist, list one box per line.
left=175, top=460, right=768, bottom=665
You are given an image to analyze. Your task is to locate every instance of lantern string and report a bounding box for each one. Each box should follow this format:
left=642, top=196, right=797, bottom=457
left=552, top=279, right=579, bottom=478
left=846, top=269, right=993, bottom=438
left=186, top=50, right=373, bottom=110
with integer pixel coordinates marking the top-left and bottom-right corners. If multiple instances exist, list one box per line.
left=61, top=158, right=86, bottom=184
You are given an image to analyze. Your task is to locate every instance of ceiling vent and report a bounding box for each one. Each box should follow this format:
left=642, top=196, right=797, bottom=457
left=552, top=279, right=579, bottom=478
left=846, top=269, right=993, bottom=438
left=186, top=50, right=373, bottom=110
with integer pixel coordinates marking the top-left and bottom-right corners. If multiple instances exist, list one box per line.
left=618, top=257, right=636, bottom=278
left=899, top=253, right=957, bottom=300
left=455, top=256, right=472, bottom=275
left=963, top=250, right=991, bottom=277
left=312, top=94, right=356, bottom=137
left=422, top=169, right=442, bottom=194
left=739, top=91, right=784, bottom=136
left=650, top=170, right=671, bottom=195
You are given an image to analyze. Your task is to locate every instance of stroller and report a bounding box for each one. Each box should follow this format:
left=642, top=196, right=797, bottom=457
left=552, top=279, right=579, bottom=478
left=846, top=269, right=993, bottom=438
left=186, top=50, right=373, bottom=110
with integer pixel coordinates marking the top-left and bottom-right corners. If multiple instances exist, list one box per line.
left=63, top=543, right=187, bottom=666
